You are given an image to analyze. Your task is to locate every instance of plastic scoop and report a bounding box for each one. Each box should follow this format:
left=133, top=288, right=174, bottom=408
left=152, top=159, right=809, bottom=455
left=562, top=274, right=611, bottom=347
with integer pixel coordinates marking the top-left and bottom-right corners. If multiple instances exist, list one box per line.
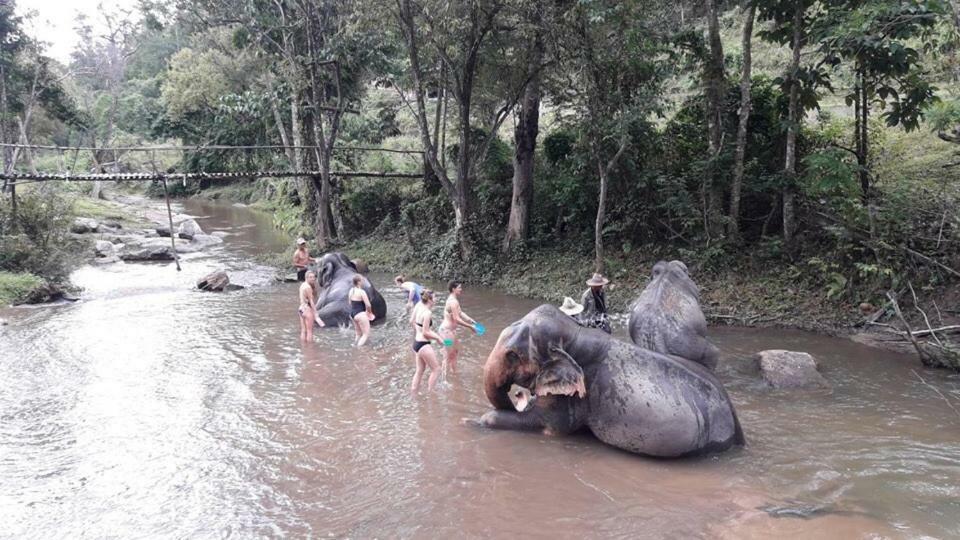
left=442, top=338, right=455, bottom=347
left=474, top=323, right=486, bottom=336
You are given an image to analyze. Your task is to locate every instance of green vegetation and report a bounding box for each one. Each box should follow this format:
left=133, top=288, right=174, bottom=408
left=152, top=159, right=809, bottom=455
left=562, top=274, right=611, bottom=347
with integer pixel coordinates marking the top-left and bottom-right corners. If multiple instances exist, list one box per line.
left=2, top=0, right=959, bottom=341
left=0, top=271, right=43, bottom=306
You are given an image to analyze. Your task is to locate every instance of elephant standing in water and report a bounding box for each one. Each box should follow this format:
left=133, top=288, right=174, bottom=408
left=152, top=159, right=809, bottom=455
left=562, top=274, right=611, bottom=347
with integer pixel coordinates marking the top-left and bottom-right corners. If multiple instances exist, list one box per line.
left=629, top=260, right=721, bottom=370
left=312, top=252, right=387, bottom=327
left=470, top=305, right=744, bottom=458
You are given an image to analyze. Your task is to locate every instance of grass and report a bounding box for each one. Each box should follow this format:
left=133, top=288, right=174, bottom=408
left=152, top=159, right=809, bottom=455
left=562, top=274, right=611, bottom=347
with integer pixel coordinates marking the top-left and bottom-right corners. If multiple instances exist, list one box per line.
left=0, top=272, right=43, bottom=307
left=71, top=196, right=151, bottom=228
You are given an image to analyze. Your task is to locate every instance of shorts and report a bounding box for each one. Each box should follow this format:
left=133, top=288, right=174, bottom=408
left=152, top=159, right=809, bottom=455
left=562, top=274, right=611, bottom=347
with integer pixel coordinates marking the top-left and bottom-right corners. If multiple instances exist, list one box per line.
left=297, top=269, right=307, bottom=282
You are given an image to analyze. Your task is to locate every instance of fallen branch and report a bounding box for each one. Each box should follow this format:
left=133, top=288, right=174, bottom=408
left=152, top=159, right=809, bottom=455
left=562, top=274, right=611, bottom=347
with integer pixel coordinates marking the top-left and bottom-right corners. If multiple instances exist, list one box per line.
left=886, top=291, right=934, bottom=364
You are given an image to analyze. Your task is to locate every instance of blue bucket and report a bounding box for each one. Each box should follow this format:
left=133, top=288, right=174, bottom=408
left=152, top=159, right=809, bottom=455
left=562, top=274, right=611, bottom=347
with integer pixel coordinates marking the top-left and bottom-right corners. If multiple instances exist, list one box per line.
left=474, top=323, right=486, bottom=336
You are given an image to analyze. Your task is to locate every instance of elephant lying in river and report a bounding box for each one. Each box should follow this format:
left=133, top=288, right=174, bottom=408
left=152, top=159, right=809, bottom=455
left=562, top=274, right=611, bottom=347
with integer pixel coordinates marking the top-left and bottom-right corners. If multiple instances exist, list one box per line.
left=312, top=252, right=387, bottom=327
left=471, top=305, right=744, bottom=458
left=629, top=260, right=720, bottom=370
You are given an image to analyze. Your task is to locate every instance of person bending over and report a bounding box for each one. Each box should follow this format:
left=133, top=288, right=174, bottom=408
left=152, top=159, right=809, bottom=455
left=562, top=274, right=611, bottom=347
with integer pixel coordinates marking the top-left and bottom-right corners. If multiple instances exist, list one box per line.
left=395, top=274, right=423, bottom=310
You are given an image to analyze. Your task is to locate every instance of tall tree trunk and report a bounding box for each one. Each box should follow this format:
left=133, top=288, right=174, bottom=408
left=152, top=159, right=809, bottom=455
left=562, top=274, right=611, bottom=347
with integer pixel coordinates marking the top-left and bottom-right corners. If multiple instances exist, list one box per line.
left=704, top=0, right=726, bottom=241
left=502, top=30, right=544, bottom=253
left=729, top=3, right=755, bottom=241
left=593, top=131, right=629, bottom=274
left=594, top=161, right=608, bottom=274
left=782, top=2, right=803, bottom=247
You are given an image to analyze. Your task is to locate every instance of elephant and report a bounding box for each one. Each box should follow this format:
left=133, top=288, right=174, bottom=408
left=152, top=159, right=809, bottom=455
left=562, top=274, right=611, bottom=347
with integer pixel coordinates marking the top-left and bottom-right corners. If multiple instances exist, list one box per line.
left=628, top=260, right=720, bottom=370
left=311, top=252, right=387, bottom=327
left=471, top=305, right=745, bottom=458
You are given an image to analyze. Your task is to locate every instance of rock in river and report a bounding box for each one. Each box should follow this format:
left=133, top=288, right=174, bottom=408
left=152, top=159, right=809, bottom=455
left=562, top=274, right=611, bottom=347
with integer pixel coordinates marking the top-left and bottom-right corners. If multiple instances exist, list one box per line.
left=197, top=270, right=230, bottom=291
left=177, top=219, right=204, bottom=240
left=94, top=240, right=117, bottom=258
left=71, top=217, right=100, bottom=234
left=754, top=349, right=829, bottom=389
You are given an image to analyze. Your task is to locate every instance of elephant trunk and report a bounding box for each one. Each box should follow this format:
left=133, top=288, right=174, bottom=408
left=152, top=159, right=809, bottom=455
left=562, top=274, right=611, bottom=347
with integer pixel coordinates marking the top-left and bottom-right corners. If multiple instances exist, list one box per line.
left=484, top=332, right=516, bottom=410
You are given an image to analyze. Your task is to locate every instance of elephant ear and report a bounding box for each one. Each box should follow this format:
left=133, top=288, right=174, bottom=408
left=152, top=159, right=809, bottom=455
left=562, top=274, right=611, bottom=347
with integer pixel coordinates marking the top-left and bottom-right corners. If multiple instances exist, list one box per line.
left=534, top=345, right=586, bottom=399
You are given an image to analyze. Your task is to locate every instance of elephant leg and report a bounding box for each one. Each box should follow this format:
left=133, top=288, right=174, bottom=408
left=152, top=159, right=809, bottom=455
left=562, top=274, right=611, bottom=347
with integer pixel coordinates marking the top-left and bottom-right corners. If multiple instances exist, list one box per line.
left=467, top=410, right=546, bottom=432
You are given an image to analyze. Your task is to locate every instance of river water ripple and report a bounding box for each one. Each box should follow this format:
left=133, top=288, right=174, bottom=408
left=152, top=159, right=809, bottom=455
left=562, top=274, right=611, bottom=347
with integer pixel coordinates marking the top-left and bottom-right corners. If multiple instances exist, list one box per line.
left=2, top=200, right=959, bottom=538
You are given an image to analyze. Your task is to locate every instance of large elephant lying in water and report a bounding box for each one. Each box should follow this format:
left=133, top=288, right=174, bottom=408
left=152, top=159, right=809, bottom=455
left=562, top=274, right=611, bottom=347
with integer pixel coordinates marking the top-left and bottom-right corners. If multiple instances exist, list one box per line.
left=471, top=305, right=744, bottom=458
left=312, top=252, right=387, bottom=326
left=629, top=260, right=720, bottom=370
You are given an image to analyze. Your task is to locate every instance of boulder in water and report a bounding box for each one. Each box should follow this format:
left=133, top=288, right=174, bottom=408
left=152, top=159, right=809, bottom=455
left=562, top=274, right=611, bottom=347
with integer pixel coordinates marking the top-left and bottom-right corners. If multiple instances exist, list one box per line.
left=71, top=217, right=100, bottom=234
left=94, top=240, right=117, bottom=258
left=177, top=219, right=204, bottom=240
left=197, top=270, right=231, bottom=292
left=118, top=238, right=176, bottom=261
left=190, top=233, right=223, bottom=247
left=754, top=349, right=828, bottom=389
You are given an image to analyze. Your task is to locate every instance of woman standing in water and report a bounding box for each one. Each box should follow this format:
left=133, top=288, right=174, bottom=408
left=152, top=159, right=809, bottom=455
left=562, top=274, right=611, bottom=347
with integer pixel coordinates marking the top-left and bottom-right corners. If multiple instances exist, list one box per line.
left=348, top=274, right=375, bottom=346
left=410, top=289, right=443, bottom=394
left=298, top=271, right=324, bottom=340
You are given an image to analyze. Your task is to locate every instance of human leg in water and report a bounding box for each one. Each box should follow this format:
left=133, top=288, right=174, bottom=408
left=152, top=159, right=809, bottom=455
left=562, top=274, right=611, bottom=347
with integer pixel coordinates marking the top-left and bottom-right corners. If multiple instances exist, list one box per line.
left=410, top=352, right=426, bottom=394
left=439, top=325, right=461, bottom=372
left=299, top=306, right=314, bottom=341
left=354, top=313, right=372, bottom=346
left=419, top=344, right=442, bottom=392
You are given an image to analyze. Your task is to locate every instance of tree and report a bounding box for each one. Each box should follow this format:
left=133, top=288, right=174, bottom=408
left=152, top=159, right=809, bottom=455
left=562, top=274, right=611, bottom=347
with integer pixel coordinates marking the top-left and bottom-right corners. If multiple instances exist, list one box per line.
left=70, top=8, right=144, bottom=199
left=392, top=0, right=534, bottom=260
left=812, top=0, right=942, bottom=235
left=550, top=0, right=669, bottom=273
left=729, top=2, right=757, bottom=241
left=758, top=0, right=818, bottom=246
left=502, top=4, right=546, bottom=253
left=703, top=0, right=727, bottom=242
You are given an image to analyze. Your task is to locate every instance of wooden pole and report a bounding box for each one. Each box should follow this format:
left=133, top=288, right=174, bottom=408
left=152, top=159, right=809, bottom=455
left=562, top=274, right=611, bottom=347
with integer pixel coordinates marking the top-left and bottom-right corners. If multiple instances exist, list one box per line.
left=162, top=177, right=182, bottom=271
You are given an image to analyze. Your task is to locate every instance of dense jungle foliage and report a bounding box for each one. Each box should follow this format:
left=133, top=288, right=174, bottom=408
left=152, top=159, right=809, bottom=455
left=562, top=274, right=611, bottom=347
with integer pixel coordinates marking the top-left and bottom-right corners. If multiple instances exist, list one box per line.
left=3, top=0, right=960, bottom=317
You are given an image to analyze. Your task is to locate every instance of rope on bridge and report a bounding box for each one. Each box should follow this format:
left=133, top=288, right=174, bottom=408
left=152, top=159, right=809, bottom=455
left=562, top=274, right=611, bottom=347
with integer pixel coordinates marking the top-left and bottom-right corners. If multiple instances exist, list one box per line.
left=0, top=142, right=425, bottom=155
left=0, top=169, right=424, bottom=185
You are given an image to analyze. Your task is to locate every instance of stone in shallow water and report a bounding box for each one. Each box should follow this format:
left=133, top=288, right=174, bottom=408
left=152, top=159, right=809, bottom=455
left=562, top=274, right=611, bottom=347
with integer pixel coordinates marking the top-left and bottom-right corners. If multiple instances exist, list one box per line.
left=754, top=349, right=829, bottom=389
left=197, top=270, right=230, bottom=292
left=177, top=219, right=204, bottom=240
left=70, top=217, right=100, bottom=234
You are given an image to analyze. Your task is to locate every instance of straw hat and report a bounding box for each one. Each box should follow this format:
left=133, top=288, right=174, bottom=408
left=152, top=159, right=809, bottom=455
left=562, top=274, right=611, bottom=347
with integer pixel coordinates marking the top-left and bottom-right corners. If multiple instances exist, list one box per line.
left=296, top=237, right=307, bottom=245
left=559, top=296, right=584, bottom=316
left=586, top=273, right=610, bottom=287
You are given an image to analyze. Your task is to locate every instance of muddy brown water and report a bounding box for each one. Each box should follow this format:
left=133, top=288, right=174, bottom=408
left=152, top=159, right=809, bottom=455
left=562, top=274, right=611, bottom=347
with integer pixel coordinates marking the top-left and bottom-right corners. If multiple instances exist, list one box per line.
left=2, top=200, right=959, bottom=538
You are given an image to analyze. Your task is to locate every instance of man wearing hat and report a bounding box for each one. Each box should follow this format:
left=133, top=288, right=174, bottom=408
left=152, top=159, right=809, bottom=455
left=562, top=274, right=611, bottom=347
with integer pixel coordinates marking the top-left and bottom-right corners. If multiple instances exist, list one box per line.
left=559, top=297, right=585, bottom=320
left=580, top=272, right=611, bottom=334
left=292, top=238, right=314, bottom=282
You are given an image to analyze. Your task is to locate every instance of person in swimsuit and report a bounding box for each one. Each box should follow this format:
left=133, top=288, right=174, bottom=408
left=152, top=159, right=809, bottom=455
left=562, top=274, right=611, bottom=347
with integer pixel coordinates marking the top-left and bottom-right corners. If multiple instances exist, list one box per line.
left=292, top=238, right=314, bottom=281
left=348, top=274, right=375, bottom=346
left=439, top=280, right=478, bottom=372
left=298, top=271, right=324, bottom=340
left=394, top=274, right=423, bottom=310
left=410, top=289, right=443, bottom=394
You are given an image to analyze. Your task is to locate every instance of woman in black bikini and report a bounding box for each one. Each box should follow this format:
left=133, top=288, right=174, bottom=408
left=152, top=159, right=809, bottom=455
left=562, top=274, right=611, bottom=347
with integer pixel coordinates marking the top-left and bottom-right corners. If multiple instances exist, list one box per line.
left=410, top=289, right=443, bottom=394
left=348, top=274, right=375, bottom=346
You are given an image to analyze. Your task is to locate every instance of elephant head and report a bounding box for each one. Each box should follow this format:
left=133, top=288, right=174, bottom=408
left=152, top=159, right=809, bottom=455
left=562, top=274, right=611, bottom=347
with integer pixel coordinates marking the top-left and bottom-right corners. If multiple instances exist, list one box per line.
left=316, top=252, right=358, bottom=288
left=650, top=260, right=700, bottom=301
left=483, top=305, right=594, bottom=410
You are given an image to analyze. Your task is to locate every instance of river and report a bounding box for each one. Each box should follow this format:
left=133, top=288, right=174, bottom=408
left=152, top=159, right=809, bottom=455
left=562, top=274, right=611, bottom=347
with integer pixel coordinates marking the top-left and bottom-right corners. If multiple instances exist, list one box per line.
left=2, top=199, right=959, bottom=538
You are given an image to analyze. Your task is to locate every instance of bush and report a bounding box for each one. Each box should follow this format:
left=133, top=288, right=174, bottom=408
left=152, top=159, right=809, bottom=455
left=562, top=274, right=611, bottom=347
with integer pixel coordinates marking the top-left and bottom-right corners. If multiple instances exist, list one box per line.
left=0, top=186, right=84, bottom=283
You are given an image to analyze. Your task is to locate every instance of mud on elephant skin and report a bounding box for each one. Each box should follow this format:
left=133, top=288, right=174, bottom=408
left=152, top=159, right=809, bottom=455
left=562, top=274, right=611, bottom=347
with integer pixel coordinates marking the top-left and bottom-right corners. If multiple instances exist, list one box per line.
left=629, top=260, right=721, bottom=370
left=311, top=252, right=387, bottom=327
left=471, top=305, right=745, bottom=458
